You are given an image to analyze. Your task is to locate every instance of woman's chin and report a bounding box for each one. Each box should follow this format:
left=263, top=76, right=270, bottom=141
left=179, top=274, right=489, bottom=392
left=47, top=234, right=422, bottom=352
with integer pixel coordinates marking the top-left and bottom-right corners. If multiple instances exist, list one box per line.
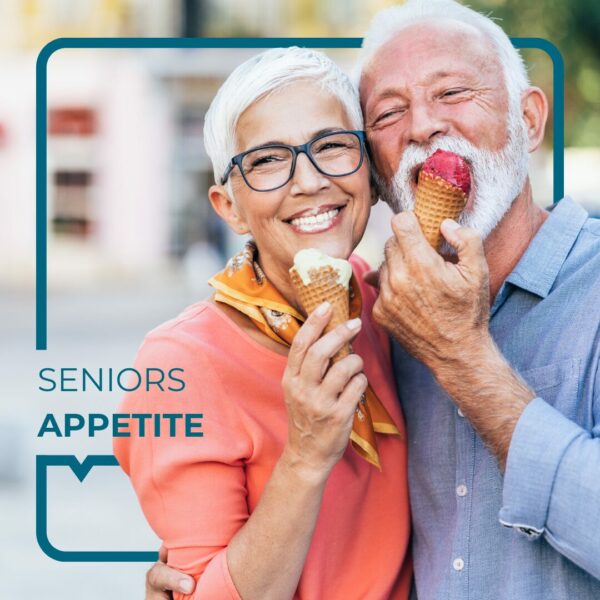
left=288, top=236, right=354, bottom=261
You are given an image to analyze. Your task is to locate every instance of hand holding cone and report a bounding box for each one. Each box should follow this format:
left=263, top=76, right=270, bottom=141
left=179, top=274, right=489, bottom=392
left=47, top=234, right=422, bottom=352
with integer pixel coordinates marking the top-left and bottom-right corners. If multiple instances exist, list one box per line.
left=289, top=249, right=352, bottom=362
left=414, top=149, right=471, bottom=250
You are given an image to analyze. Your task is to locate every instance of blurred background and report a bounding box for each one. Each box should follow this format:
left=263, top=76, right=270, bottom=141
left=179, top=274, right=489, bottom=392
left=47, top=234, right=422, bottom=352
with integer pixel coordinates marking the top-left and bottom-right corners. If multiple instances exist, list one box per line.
left=1, top=0, right=599, bottom=597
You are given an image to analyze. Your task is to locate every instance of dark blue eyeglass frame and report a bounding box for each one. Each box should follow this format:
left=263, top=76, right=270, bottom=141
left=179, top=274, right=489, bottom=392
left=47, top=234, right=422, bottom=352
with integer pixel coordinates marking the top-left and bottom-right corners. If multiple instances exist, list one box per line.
left=220, top=129, right=367, bottom=192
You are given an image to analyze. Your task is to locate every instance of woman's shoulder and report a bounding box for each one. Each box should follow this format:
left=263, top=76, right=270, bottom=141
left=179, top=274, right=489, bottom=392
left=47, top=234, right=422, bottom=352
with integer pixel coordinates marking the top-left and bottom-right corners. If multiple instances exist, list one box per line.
left=349, top=253, right=378, bottom=313
left=349, top=253, right=371, bottom=276
left=137, top=301, right=234, bottom=369
left=145, top=300, right=235, bottom=346
left=349, top=253, right=391, bottom=358
left=147, top=300, right=215, bottom=339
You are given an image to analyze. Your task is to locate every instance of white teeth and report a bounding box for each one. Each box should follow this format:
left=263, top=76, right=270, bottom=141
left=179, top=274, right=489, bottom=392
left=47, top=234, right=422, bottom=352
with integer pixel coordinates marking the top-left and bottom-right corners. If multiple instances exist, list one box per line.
left=289, top=208, right=340, bottom=231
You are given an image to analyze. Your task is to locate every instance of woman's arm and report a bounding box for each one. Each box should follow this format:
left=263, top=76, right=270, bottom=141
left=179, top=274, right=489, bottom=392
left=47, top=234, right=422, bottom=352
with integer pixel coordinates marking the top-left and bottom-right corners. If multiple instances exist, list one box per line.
left=226, top=303, right=366, bottom=599
left=120, top=303, right=365, bottom=600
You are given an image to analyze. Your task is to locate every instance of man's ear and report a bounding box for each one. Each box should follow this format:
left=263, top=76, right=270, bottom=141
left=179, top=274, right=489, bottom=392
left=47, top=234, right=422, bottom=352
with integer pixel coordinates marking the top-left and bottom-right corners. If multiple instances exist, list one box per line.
left=208, top=184, right=250, bottom=235
left=521, top=87, right=548, bottom=153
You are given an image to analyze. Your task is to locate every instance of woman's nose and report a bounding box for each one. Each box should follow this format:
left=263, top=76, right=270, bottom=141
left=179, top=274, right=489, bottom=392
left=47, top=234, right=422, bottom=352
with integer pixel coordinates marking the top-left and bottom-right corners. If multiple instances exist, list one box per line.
left=289, top=153, right=331, bottom=195
left=407, top=101, right=448, bottom=145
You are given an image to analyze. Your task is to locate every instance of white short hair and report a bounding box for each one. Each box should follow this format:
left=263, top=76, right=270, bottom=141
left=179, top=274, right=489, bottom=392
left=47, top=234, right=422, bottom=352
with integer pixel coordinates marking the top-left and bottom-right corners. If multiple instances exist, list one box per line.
left=356, top=0, right=530, bottom=109
left=204, top=47, right=363, bottom=185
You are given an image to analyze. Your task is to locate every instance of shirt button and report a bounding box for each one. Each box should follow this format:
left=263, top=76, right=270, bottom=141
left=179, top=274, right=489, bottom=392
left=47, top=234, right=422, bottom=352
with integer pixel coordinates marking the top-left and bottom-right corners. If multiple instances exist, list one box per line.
left=456, top=484, right=468, bottom=497
left=453, top=558, right=465, bottom=571
left=457, top=408, right=465, bottom=417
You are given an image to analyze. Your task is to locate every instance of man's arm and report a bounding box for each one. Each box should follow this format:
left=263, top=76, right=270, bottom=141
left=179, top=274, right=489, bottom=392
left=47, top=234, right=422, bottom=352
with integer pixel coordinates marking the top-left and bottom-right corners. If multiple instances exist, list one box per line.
left=373, top=212, right=600, bottom=579
left=500, top=390, right=600, bottom=579
left=373, top=212, right=534, bottom=468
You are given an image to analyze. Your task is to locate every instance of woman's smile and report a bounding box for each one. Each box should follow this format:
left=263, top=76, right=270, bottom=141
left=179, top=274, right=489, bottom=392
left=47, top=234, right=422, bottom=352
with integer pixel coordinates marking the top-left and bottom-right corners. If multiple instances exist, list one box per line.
left=284, top=203, right=346, bottom=234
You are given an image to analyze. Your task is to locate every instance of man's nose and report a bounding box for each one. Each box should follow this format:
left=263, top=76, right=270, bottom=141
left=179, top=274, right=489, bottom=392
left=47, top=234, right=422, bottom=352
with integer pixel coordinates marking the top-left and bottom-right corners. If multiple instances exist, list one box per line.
left=289, top=152, right=330, bottom=195
left=407, top=101, right=448, bottom=144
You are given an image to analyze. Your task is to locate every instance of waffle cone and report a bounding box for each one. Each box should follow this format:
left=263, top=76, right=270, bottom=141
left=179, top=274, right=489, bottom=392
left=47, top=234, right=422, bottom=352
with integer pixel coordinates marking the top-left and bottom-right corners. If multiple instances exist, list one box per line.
left=414, top=171, right=467, bottom=250
left=289, top=265, right=350, bottom=362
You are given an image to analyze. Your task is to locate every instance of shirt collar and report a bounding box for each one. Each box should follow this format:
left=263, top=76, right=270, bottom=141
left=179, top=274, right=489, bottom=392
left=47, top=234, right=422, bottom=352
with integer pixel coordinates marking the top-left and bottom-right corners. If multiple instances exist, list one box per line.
left=504, top=197, right=588, bottom=299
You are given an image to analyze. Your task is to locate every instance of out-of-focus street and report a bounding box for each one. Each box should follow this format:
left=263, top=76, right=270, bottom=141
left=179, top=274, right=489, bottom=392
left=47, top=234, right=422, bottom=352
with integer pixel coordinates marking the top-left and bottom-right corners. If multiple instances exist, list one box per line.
left=1, top=282, right=197, bottom=598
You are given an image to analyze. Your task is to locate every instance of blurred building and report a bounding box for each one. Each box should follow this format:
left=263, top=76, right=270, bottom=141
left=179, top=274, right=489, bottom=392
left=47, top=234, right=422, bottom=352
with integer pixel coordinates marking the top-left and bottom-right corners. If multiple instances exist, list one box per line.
left=0, top=0, right=596, bottom=290
left=0, top=0, right=397, bottom=49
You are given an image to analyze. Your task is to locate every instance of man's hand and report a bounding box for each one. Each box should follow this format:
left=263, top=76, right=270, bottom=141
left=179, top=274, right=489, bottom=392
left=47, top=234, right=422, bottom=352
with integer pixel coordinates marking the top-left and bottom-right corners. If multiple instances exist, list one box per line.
left=146, top=546, right=195, bottom=599
left=374, top=212, right=490, bottom=369
left=375, top=212, right=534, bottom=469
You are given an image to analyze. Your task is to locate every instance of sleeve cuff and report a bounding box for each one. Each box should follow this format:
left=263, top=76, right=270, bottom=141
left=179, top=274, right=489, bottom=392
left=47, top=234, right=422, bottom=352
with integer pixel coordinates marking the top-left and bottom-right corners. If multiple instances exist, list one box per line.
left=175, top=549, right=242, bottom=600
left=499, top=397, right=582, bottom=538
left=197, top=550, right=241, bottom=600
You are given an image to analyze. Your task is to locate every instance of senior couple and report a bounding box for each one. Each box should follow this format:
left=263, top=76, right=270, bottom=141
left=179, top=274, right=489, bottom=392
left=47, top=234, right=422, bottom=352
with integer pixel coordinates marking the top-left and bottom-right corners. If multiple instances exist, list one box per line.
left=115, top=1, right=600, bottom=599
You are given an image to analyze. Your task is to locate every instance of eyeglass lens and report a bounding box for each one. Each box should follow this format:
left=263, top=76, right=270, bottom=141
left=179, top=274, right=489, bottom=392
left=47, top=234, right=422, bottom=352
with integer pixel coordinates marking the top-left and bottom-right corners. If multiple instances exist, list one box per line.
left=240, top=132, right=362, bottom=191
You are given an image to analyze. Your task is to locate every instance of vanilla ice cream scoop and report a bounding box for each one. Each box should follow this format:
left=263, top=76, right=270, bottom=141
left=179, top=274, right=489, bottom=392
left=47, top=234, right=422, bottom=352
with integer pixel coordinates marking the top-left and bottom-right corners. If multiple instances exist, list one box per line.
left=292, top=248, right=352, bottom=287
left=289, top=249, right=353, bottom=362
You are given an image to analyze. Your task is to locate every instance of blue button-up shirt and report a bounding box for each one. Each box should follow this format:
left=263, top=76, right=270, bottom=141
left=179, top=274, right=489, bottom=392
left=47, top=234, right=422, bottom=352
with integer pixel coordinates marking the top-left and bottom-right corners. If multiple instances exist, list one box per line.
left=393, top=198, right=600, bottom=599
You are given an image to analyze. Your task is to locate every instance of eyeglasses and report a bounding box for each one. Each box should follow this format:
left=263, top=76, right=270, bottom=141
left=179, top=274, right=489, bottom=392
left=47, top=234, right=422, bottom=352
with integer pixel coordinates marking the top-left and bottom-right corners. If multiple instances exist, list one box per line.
left=220, top=130, right=367, bottom=192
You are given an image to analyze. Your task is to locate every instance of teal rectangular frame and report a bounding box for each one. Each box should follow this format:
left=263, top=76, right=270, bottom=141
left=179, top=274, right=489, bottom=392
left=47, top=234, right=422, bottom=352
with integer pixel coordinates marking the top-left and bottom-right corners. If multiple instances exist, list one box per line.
left=35, top=37, right=564, bottom=350
left=34, top=37, right=564, bottom=563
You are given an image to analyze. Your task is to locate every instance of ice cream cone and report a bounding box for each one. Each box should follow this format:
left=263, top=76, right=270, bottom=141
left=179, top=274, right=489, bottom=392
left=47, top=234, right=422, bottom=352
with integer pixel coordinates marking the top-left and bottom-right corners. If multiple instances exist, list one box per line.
left=290, top=252, right=352, bottom=362
left=414, top=170, right=467, bottom=250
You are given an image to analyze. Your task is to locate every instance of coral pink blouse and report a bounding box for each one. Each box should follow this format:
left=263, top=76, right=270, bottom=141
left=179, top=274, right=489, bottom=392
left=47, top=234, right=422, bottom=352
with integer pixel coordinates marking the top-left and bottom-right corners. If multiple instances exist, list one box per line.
left=114, top=255, right=411, bottom=599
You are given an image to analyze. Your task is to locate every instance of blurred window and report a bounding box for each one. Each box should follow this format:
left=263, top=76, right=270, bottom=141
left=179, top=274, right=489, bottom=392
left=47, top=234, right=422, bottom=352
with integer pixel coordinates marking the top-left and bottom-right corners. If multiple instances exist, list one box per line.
left=52, top=170, right=94, bottom=237
left=49, top=108, right=97, bottom=136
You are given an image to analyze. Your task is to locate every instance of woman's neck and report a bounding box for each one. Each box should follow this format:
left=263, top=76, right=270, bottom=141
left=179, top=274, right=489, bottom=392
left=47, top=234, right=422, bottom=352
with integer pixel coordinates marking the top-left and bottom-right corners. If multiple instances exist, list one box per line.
left=256, top=252, right=305, bottom=316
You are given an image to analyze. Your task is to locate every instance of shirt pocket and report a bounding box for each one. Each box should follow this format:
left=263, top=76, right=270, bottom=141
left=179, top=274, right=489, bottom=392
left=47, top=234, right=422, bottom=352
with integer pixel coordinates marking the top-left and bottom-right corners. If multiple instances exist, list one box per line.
left=517, top=358, right=584, bottom=423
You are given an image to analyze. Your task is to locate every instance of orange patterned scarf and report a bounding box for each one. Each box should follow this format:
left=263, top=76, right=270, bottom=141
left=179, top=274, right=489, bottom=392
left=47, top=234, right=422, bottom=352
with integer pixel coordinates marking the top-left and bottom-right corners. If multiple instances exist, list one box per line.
left=208, top=241, right=401, bottom=469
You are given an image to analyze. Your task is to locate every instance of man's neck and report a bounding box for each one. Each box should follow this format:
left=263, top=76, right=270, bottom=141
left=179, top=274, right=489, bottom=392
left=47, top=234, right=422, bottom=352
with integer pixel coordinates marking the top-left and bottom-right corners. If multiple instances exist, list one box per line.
left=483, top=179, right=549, bottom=301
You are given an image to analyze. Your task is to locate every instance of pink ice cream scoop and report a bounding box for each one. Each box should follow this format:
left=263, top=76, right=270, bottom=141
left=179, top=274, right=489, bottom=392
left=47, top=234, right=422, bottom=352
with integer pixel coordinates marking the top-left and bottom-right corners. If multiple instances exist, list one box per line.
left=414, top=149, right=471, bottom=249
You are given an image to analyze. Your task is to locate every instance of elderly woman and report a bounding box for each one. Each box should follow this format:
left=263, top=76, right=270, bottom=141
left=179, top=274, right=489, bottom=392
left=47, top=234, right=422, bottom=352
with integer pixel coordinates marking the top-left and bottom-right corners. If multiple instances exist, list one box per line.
left=115, top=47, right=410, bottom=600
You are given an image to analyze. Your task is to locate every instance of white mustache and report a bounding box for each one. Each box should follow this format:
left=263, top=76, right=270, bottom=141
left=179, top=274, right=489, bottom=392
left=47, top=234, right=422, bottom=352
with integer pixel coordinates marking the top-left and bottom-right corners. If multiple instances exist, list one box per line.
left=383, top=122, right=530, bottom=243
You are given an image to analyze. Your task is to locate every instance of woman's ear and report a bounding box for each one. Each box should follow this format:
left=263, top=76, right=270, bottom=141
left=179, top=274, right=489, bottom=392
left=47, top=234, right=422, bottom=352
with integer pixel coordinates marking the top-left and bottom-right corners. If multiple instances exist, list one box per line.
left=521, top=87, right=548, bottom=153
left=208, top=184, right=250, bottom=235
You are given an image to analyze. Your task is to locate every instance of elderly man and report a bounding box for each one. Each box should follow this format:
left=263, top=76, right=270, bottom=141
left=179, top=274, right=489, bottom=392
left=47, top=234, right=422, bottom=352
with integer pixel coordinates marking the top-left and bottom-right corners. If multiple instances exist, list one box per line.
left=358, top=1, right=600, bottom=599
left=145, top=1, right=600, bottom=598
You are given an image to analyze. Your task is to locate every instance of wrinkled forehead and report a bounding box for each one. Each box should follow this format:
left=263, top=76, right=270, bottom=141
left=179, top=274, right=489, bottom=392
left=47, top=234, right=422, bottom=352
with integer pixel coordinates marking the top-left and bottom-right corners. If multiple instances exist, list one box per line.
left=360, top=19, right=499, bottom=99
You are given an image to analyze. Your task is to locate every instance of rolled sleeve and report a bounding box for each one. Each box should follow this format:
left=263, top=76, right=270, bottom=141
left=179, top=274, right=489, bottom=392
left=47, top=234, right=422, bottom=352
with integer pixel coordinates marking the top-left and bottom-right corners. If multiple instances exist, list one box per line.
left=499, top=397, right=582, bottom=536
left=173, top=548, right=241, bottom=600
left=500, top=396, right=600, bottom=580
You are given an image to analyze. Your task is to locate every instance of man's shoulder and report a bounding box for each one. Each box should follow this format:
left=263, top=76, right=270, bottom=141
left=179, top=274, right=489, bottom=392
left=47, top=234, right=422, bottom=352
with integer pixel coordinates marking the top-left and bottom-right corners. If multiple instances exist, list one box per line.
left=581, top=213, right=600, bottom=239
left=565, top=212, right=600, bottom=275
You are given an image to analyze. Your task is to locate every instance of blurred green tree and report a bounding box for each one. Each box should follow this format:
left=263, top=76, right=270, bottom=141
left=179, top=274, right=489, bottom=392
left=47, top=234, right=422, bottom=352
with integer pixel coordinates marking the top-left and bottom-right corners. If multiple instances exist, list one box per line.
left=476, top=0, right=600, bottom=146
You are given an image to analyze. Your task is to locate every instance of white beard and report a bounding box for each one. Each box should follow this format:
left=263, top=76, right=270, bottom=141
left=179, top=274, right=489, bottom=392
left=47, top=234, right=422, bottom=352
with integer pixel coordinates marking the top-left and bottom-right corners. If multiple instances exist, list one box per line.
left=378, top=108, right=530, bottom=244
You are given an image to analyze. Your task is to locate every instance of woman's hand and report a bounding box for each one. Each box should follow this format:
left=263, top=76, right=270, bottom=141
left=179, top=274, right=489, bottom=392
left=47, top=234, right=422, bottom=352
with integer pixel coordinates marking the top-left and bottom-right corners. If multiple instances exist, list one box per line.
left=281, top=301, right=368, bottom=480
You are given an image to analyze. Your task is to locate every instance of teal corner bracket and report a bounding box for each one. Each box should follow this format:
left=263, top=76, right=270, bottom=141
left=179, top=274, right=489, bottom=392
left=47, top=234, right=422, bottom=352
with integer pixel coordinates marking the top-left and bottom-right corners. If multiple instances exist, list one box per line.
left=36, top=454, right=158, bottom=562
left=34, top=38, right=565, bottom=563
left=34, top=37, right=565, bottom=351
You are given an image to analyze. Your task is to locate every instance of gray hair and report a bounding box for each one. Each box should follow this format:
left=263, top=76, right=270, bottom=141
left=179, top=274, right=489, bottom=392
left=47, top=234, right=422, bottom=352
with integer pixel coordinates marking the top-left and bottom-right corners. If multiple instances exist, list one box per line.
left=204, top=47, right=363, bottom=186
left=356, top=0, right=530, bottom=110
